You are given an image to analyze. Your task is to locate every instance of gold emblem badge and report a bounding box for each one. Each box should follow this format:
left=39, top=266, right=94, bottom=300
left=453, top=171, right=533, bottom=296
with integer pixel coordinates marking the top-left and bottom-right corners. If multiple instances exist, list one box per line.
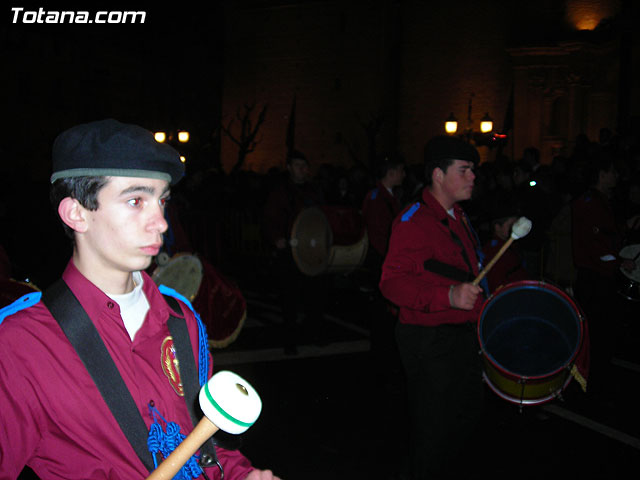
left=161, top=336, right=184, bottom=396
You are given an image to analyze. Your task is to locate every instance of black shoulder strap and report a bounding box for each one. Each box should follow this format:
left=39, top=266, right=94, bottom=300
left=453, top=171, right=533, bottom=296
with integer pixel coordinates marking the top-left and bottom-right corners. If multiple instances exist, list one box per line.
left=41, top=279, right=155, bottom=472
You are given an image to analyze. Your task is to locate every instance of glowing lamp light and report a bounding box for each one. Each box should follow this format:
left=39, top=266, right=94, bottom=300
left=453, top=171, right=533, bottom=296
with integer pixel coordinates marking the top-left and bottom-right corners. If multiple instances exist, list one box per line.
left=444, top=113, right=458, bottom=134
left=180, top=156, right=186, bottom=164
left=480, top=113, right=493, bottom=134
left=178, top=131, right=190, bottom=143
left=154, top=132, right=167, bottom=143
left=566, top=0, right=619, bottom=31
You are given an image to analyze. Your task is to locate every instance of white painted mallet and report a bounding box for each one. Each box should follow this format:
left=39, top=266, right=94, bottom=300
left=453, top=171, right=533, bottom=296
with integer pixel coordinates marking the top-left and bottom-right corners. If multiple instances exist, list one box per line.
left=472, top=216, right=532, bottom=286
left=146, top=370, right=262, bottom=480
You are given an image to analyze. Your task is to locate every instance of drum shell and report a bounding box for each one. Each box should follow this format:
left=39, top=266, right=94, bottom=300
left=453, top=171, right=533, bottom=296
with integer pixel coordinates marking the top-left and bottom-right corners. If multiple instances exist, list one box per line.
left=478, top=281, right=584, bottom=405
left=291, top=206, right=368, bottom=276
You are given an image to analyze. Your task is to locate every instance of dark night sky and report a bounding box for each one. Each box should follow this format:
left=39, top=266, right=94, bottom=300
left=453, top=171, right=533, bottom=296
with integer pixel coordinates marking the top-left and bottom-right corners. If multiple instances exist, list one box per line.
left=1, top=3, right=227, bottom=285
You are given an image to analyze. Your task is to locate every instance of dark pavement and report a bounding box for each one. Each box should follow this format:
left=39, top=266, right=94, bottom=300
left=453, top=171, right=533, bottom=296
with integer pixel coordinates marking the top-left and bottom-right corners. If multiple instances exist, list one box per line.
left=213, top=270, right=640, bottom=480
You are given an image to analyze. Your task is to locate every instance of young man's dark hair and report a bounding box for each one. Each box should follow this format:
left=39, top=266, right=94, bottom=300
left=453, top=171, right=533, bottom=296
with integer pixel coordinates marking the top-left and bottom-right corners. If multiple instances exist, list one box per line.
left=375, top=152, right=405, bottom=181
left=50, top=176, right=109, bottom=239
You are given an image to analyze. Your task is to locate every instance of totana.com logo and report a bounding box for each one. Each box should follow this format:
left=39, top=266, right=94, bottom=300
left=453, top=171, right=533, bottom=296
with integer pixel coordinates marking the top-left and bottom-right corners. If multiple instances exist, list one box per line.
left=10, top=7, right=146, bottom=24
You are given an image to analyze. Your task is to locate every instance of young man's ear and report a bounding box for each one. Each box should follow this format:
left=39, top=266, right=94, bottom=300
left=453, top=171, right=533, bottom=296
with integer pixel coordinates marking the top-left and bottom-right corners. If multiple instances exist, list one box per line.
left=433, top=167, right=444, bottom=185
left=58, top=197, right=88, bottom=234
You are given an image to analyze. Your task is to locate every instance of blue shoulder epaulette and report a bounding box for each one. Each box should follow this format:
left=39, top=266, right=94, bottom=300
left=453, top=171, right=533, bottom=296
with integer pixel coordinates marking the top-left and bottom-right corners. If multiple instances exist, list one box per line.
left=401, top=202, right=421, bottom=222
left=370, top=187, right=379, bottom=200
left=158, top=284, right=197, bottom=315
left=0, top=291, right=42, bottom=326
left=158, top=283, right=209, bottom=388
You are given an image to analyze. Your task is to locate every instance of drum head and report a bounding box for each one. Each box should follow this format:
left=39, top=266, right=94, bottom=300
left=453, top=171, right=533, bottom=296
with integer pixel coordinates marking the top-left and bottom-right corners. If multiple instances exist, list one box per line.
left=152, top=253, right=203, bottom=301
left=479, top=281, right=582, bottom=378
left=619, top=244, right=640, bottom=282
left=291, top=207, right=332, bottom=276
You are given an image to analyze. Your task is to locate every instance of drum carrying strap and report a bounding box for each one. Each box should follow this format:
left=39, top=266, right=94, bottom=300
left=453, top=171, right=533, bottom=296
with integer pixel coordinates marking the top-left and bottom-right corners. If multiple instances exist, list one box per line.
left=41, top=279, right=156, bottom=472
left=41, top=280, right=221, bottom=475
left=423, top=216, right=477, bottom=282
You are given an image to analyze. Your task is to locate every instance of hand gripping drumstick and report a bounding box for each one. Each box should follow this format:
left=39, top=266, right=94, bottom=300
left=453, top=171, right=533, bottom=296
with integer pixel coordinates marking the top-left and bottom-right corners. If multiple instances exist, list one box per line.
left=472, top=216, right=532, bottom=287
left=146, top=370, right=262, bottom=480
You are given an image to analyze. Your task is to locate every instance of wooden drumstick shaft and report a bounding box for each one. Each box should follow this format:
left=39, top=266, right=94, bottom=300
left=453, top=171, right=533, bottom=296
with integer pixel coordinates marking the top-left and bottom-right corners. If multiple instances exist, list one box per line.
left=472, top=236, right=515, bottom=286
left=146, top=416, right=219, bottom=480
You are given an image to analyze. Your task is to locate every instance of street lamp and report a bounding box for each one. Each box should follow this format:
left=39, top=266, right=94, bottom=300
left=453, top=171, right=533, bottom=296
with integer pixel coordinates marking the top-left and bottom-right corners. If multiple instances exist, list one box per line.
left=154, top=130, right=190, bottom=143
left=444, top=95, right=496, bottom=146
left=154, top=129, right=191, bottom=164
left=177, top=131, right=190, bottom=143
left=445, top=113, right=458, bottom=134
left=480, top=112, right=493, bottom=134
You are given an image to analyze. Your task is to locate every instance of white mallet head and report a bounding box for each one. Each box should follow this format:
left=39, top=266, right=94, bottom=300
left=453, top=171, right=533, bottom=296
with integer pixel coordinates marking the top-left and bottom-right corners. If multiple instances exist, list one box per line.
left=199, top=370, right=262, bottom=435
left=510, top=216, right=532, bottom=240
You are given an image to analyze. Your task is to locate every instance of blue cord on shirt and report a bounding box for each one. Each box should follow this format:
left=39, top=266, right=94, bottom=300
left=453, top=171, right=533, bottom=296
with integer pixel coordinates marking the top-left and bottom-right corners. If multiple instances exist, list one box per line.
left=157, top=284, right=210, bottom=387
left=147, top=403, right=203, bottom=479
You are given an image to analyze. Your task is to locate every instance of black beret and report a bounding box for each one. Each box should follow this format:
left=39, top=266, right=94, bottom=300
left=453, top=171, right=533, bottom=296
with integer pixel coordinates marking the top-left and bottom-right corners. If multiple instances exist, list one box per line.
left=424, top=135, right=480, bottom=165
left=51, top=119, right=185, bottom=185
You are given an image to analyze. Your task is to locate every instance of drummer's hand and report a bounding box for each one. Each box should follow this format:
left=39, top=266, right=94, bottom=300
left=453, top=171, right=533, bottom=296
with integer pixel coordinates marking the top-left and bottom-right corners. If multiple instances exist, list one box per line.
left=275, top=238, right=287, bottom=249
left=245, top=469, right=282, bottom=480
left=449, top=283, right=482, bottom=310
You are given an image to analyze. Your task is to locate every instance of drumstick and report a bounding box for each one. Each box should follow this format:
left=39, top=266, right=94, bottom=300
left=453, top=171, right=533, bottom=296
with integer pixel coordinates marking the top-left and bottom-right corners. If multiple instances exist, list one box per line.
left=472, top=217, right=532, bottom=287
left=146, top=371, right=262, bottom=480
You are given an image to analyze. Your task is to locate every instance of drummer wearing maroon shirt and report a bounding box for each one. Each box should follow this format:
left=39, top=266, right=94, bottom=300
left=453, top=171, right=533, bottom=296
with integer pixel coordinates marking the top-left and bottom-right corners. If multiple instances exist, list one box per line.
left=380, top=135, right=485, bottom=480
left=0, top=119, right=280, bottom=480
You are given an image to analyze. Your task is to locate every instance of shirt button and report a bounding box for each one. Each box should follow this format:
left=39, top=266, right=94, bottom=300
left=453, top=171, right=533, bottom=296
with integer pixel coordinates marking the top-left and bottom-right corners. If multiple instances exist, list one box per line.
left=107, top=301, right=115, bottom=309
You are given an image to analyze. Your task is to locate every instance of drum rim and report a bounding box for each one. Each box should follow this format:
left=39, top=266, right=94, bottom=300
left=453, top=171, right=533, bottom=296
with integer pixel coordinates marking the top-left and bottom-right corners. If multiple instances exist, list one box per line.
left=477, top=280, right=584, bottom=380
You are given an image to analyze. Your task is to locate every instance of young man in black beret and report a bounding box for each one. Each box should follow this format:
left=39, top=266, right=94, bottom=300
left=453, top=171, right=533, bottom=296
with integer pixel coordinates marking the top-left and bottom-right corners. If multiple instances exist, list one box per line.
left=0, top=119, right=280, bottom=480
left=380, top=135, right=486, bottom=479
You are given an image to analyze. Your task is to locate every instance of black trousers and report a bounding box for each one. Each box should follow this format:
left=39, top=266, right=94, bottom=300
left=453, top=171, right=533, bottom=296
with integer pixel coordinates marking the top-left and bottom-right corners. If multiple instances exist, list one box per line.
left=395, top=322, right=484, bottom=480
left=271, top=248, right=328, bottom=346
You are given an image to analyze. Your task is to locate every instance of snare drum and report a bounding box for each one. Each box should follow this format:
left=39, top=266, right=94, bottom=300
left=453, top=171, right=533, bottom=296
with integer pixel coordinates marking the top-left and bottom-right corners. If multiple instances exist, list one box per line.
left=478, top=281, right=585, bottom=405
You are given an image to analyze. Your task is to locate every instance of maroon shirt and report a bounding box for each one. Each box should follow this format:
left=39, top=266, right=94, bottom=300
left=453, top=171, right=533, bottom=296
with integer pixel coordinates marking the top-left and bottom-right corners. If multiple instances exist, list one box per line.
left=0, top=260, right=253, bottom=479
left=380, top=189, right=483, bottom=327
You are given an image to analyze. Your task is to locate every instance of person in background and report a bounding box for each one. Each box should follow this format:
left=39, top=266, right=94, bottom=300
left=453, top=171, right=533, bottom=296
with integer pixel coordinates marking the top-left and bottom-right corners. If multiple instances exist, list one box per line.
left=482, top=200, right=531, bottom=293
left=262, top=151, right=326, bottom=354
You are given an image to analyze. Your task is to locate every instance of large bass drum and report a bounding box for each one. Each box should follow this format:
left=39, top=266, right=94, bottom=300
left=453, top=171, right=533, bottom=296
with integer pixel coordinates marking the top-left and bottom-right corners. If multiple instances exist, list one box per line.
left=478, top=281, right=585, bottom=406
left=290, top=206, right=368, bottom=276
left=152, top=253, right=246, bottom=349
